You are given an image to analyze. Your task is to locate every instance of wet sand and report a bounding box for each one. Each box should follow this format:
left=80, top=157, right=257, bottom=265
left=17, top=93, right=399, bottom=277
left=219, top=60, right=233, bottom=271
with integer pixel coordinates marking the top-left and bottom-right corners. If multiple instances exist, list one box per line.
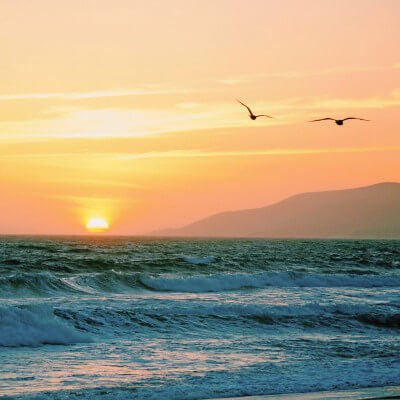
left=205, top=386, right=400, bottom=400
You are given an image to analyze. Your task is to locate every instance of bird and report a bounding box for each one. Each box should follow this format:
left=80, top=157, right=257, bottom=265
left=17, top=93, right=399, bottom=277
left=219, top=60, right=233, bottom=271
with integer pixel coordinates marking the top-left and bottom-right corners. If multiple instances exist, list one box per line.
left=236, top=99, right=273, bottom=120
left=308, top=117, right=370, bottom=126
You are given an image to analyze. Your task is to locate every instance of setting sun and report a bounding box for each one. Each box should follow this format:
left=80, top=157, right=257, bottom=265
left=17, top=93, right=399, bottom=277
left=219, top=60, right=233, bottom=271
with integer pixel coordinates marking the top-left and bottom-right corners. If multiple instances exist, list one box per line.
left=85, top=217, right=109, bottom=233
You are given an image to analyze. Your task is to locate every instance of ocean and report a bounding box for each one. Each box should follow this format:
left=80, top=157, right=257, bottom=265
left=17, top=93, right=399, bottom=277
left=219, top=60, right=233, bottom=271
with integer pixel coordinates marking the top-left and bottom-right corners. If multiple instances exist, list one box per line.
left=0, top=237, right=399, bottom=400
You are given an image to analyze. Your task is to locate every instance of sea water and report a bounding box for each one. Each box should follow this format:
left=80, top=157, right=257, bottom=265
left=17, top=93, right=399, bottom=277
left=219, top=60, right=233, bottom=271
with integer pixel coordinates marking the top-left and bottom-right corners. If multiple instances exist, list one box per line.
left=0, top=237, right=399, bottom=399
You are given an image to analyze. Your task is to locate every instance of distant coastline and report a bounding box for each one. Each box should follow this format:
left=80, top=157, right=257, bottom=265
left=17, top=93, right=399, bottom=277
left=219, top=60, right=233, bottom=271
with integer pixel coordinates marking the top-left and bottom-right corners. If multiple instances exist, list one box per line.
left=155, top=182, right=400, bottom=239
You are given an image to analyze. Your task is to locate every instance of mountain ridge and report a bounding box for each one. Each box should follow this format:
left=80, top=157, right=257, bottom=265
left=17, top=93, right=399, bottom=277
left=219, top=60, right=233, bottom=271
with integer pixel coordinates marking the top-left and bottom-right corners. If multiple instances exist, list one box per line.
left=153, top=182, right=400, bottom=239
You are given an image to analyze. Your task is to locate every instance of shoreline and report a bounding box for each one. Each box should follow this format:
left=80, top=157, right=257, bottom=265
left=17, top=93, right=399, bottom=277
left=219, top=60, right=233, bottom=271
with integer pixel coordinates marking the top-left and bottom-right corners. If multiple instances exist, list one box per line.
left=204, top=386, right=400, bottom=400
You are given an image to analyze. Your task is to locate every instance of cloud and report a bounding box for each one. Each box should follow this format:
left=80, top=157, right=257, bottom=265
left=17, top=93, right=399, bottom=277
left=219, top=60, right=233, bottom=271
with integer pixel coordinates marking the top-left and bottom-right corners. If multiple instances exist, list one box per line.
left=105, top=147, right=400, bottom=161
left=3, top=146, right=400, bottom=163
left=0, top=87, right=399, bottom=143
left=0, top=88, right=184, bottom=102
left=49, top=194, right=124, bottom=205
left=115, top=147, right=400, bottom=160
left=44, top=178, right=142, bottom=189
left=306, top=93, right=400, bottom=111
left=176, top=102, right=202, bottom=109
left=216, top=63, right=400, bottom=85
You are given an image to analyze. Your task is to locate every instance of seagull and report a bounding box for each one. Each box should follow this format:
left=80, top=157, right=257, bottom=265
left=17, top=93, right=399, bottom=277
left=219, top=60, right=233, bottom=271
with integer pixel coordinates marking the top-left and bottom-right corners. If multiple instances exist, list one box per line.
left=309, top=117, right=370, bottom=126
left=237, top=100, right=273, bottom=120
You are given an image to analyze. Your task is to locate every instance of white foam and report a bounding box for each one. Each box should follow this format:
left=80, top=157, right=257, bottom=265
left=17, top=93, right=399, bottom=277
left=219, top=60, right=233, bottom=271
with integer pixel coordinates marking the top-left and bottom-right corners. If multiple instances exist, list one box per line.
left=10, top=362, right=400, bottom=400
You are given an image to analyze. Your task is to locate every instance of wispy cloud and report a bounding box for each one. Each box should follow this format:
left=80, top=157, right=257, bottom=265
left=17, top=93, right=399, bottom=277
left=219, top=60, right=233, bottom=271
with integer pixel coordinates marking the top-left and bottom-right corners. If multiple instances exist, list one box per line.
left=49, top=194, right=124, bottom=205
left=0, top=88, right=184, bottom=102
left=317, top=87, right=400, bottom=108
left=216, top=63, right=400, bottom=85
left=3, top=147, right=399, bottom=162
left=0, top=88, right=399, bottom=142
left=44, top=177, right=142, bottom=189
left=114, top=147, right=400, bottom=161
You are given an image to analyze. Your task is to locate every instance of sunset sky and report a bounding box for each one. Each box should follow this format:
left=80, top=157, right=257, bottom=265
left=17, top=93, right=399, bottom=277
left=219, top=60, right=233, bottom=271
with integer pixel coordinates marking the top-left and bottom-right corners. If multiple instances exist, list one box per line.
left=1, top=0, right=400, bottom=234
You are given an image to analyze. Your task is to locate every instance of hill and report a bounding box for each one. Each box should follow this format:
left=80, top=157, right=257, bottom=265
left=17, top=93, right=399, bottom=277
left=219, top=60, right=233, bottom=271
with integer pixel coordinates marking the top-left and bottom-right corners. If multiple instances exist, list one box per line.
left=154, top=182, right=400, bottom=238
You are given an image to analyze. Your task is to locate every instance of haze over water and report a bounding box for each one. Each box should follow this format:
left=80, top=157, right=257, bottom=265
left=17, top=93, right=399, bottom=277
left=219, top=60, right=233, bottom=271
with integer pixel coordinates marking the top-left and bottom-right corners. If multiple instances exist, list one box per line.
left=1, top=237, right=399, bottom=399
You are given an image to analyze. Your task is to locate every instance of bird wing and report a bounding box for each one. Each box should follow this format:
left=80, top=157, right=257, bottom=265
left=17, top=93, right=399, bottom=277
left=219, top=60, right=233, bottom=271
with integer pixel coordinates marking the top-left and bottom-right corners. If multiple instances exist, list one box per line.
left=342, top=117, right=370, bottom=121
left=255, top=114, right=273, bottom=119
left=236, top=99, right=254, bottom=116
left=308, top=118, right=335, bottom=122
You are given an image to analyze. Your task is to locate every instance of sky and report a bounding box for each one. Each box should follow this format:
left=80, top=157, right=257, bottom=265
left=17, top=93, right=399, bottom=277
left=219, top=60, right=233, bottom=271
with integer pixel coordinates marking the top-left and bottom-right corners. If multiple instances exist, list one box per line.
left=1, top=0, right=400, bottom=234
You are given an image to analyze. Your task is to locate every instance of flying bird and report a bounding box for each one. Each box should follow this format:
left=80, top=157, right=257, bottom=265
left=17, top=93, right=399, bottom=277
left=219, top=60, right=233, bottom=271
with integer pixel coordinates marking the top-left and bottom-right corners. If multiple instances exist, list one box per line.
left=237, top=100, right=273, bottom=120
left=309, top=117, right=370, bottom=126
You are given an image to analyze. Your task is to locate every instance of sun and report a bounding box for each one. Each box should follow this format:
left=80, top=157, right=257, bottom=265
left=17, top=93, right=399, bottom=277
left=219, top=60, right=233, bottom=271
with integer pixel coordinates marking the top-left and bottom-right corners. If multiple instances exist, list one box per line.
left=86, top=217, right=109, bottom=233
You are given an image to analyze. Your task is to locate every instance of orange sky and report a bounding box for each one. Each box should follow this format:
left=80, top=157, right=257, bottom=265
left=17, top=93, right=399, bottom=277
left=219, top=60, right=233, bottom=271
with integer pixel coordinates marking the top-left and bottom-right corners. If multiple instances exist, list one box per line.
left=1, top=0, right=400, bottom=234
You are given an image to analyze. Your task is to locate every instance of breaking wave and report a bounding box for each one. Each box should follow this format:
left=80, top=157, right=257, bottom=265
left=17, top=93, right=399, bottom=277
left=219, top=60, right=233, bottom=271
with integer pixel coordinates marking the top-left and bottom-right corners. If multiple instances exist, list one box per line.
left=1, top=270, right=400, bottom=298
left=182, top=256, right=216, bottom=264
left=31, top=301, right=400, bottom=339
left=139, top=271, right=400, bottom=292
left=0, top=272, right=88, bottom=298
left=0, top=304, right=91, bottom=347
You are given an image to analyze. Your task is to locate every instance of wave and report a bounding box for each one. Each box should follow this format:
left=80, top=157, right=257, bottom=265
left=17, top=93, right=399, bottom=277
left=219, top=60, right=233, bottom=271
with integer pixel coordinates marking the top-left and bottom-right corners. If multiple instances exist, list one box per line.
left=182, top=256, right=216, bottom=265
left=71, top=270, right=141, bottom=293
left=2, top=258, right=22, bottom=265
left=1, top=299, right=398, bottom=348
left=356, top=313, right=400, bottom=328
left=139, top=271, right=400, bottom=292
left=11, top=362, right=400, bottom=400
left=1, top=270, right=400, bottom=299
left=49, top=299, right=400, bottom=337
left=0, top=304, right=91, bottom=347
left=0, top=272, right=88, bottom=298
left=0, top=270, right=151, bottom=298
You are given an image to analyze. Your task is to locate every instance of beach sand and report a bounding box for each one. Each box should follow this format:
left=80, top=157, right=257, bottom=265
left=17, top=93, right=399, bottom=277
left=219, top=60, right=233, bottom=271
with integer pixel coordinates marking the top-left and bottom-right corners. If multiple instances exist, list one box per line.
left=205, top=386, right=400, bottom=400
